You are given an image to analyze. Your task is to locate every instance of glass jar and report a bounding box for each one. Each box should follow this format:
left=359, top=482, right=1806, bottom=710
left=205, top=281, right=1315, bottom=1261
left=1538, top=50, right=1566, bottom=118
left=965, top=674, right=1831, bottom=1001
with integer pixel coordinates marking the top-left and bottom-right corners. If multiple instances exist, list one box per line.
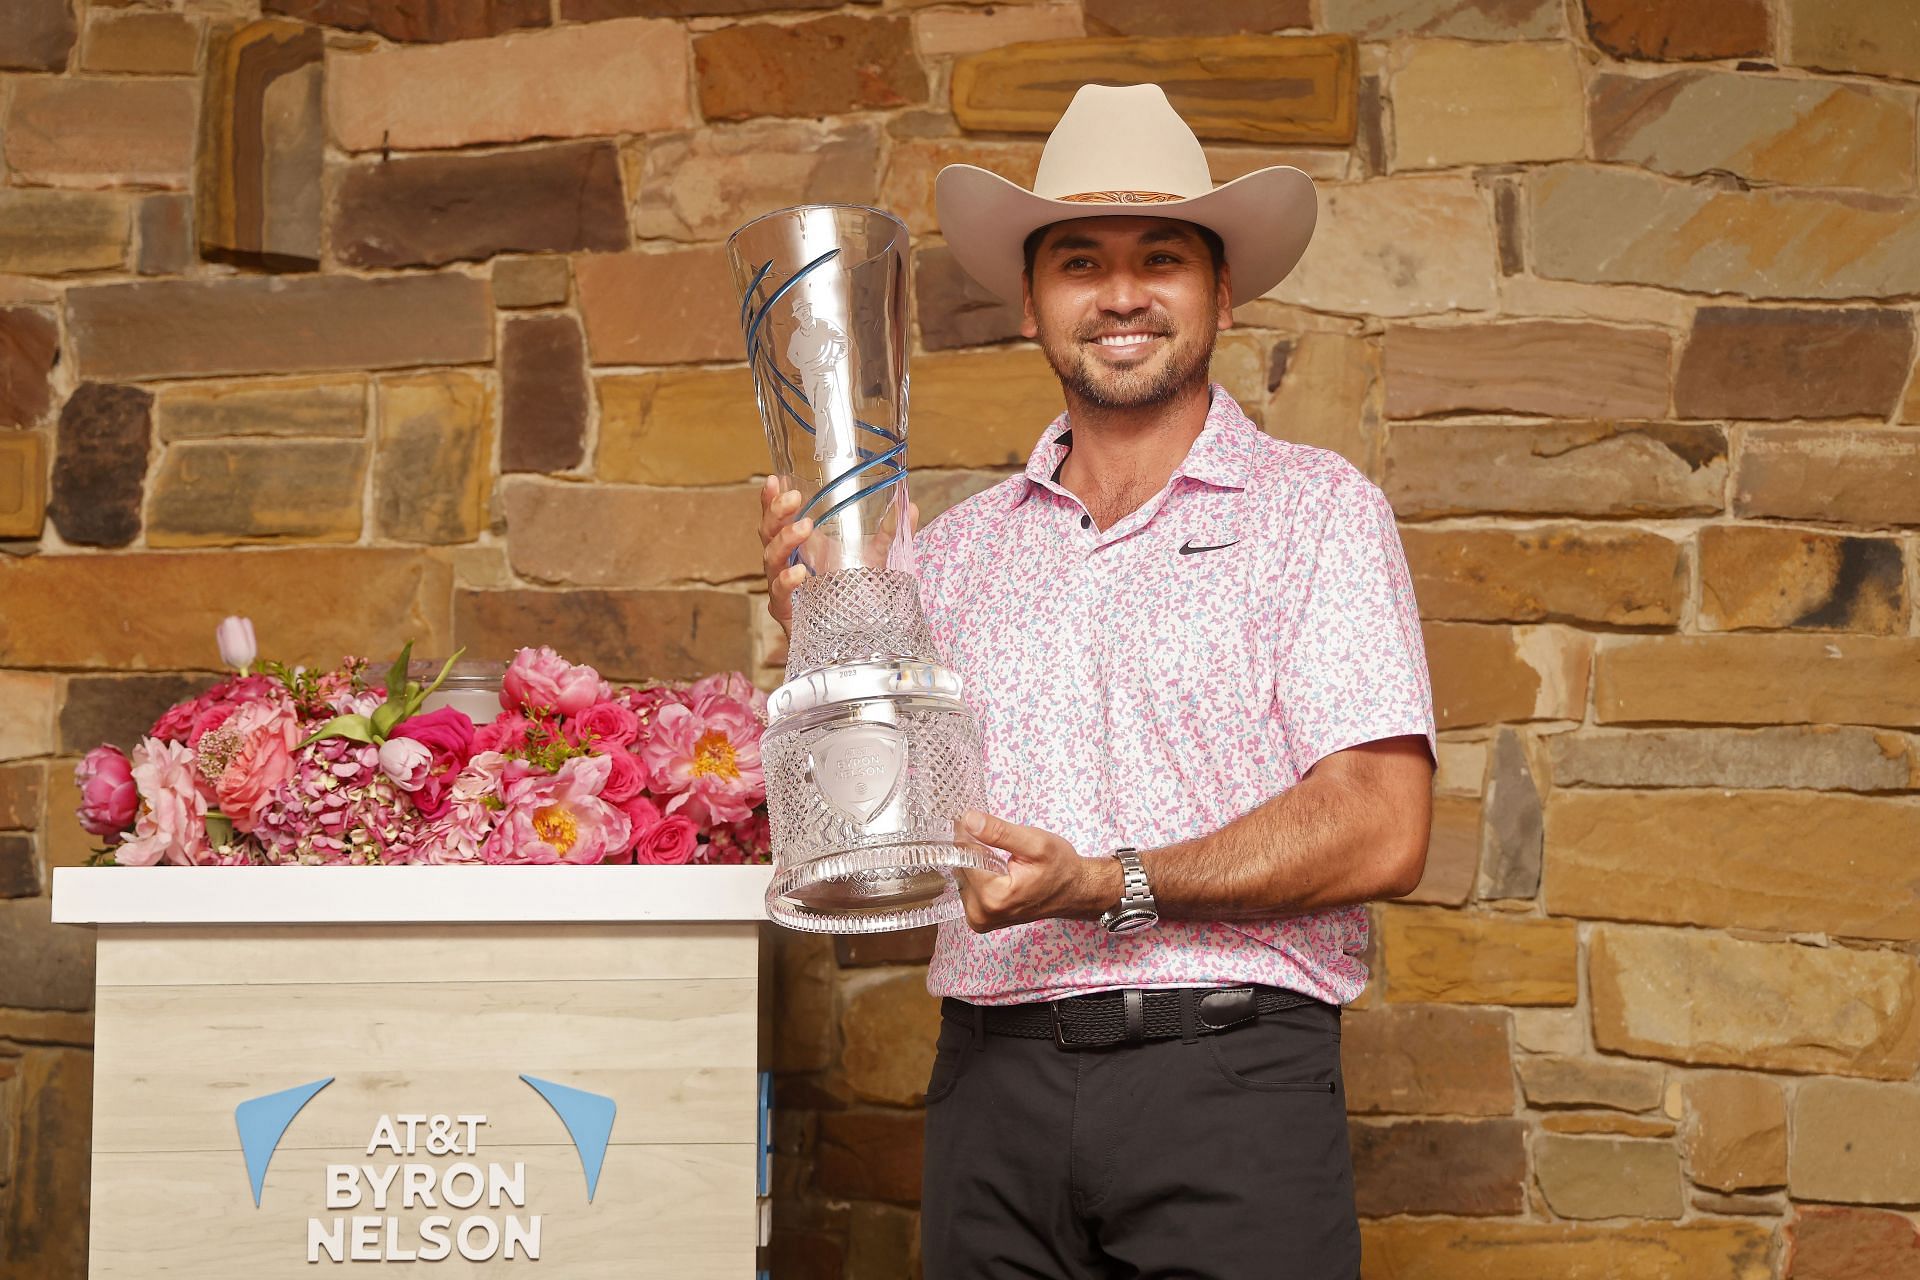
left=407, top=658, right=506, bottom=725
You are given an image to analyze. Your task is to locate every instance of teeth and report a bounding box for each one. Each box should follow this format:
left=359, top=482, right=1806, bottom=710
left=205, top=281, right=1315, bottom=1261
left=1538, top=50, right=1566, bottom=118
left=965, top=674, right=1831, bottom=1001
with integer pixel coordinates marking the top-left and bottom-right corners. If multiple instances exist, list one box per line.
left=1095, top=334, right=1156, bottom=347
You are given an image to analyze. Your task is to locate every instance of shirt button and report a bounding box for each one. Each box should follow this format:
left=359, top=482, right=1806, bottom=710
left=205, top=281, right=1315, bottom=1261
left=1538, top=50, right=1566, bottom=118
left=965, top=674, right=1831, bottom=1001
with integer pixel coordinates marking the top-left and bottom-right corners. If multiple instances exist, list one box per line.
left=1080, top=514, right=1091, bottom=529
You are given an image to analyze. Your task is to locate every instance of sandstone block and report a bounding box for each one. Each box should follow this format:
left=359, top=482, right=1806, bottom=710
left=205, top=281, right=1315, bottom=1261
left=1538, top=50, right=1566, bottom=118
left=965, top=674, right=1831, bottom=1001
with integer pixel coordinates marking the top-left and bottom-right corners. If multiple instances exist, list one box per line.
left=576, top=245, right=741, bottom=366
left=1086, top=0, right=1310, bottom=36
left=1390, top=41, right=1583, bottom=169
left=1535, top=1134, right=1684, bottom=1220
left=334, top=142, right=628, bottom=269
left=0, top=190, right=129, bottom=276
left=148, top=438, right=368, bottom=547
left=0, top=673, right=58, bottom=762
left=0, top=762, right=45, bottom=831
left=0, top=308, right=58, bottom=428
left=58, top=673, right=213, bottom=755
left=69, top=273, right=492, bottom=381
left=328, top=17, right=690, bottom=152
left=1404, top=792, right=1477, bottom=906
left=1547, top=726, right=1916, bottom=792
left=815, top=1110, right=923, bottom=1205
left=1385, top=421, right=1726, bottom=520
left=1265, top=332, right=1383, bottom=477
left=912, top=348, right=1063, bottom=468
left=1787, top=1207, right=1920, bottom=1280
left=454, top=588, right=751, bottom=683
left=1, top=0, right=78, bottom=71
left=374, top=373, right=492, bottom=545
left=1423, top=623, right=1591, bottom=730
left=4, top=77, right=193, bottom=190
left=1790, top=1080, right=1920, bottom=1204
left=596, top=368, right=763, bottom=486
left=1380, top=905, right=1577, bottom=1006
left=156, top=377, right=365, bottom=442
left=81, top=10, right=201, bottom=73
left=1681, top=1072, right=1786, bottom=1193
left=49, top=383, right=151, bottom=549
left=200, top=20, right=324, bottom=269
left=1479, top=728, right=1542, bottom=901
left=1512, top=1007, right=1583, bottom=1057
left=1341, top=1004, right=1514, bottom=1115
left=266, top=0, right=546, bottom=42
left=881, top=138, right=1043, bottom=237
left=502, top=479, right=760, bottom=588
left=1734, top=427, right=1920, bottom=528
left=1589, top=925, right=1920, bottom=1079
left=917, top=2, right=1083, bottom=56
left=1361, top=1219, right=1771, bottom=1280
left=1351, top=1118, right=1527, bottom=1216
left=1402, top=525, right=1684, bottom=627
left=1321, top=0, right=1562, bottom=39
left=695, top=15, right=925, bottom=122
left=0, top=1048, right=92, bottom=1272
left=1582, top=0, right=1770, bottom=61
left=1785, top=0, right=1920, bottom=81
left=1530, top=164, right=1920, bottom=300
left=1384, top=321, right=1670, bottom=420
left=1700, top=526, right=1905, bottom=634
left=0, top=1007, right=92, bottom=1047
left=1542, top=1113, right=1676, bottom=1139
left=1593, top=634, right=1920, bottom=727
left=1517, top=1055, right=1664, bottom=1112
left=915, top=244, right=1024, bottom=352
left=566, top=0, right=839, bottom=14
left=0, top=431, right=47, bottom=540
left=0, top=898, right=94, bottom=1011
left=0, top=834, right=38, bottom=898
left=1269, top=175, right=1497, bottom=317
left=500, top=315, right=590, bottom=474
left=951, top=35, right=1356, bottom=145
left=637, top=121, right=881, bottom=244
left=1546, top=789, right=1920, bottom=941
left=1592, top=70, right=1917, bottom=193
left=0, top=550, right=453, bottom=670
left=1678, top=308, right=1912, bottom=421
left=841, top=972, right=943, bottom=1107
left=766, top=930, right=834, bottom=1074
left=136, top=193, right=194, bottom=276
left=492, top=257, right=570, bottom=310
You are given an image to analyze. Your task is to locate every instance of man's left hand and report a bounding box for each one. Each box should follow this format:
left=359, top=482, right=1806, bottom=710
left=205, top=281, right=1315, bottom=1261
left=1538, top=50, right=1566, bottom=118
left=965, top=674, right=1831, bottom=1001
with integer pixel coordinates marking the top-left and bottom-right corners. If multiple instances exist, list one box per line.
left=952, top=810, right=1121, bottom=933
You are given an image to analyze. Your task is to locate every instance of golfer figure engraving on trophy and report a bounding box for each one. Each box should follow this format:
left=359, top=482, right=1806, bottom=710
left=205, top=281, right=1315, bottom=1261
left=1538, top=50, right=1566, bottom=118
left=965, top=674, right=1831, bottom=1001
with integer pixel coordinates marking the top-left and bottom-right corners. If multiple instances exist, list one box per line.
left=788, top=298, right=852, bottom=462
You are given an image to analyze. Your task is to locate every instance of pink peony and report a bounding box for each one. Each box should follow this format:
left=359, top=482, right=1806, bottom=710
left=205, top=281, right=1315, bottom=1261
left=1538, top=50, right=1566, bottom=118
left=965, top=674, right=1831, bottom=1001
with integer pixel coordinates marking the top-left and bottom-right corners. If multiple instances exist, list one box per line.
left=619, top=684, right=688, bottom=729
left=115, top=737, right=210, bottom=866
left=473, top=712, right=534, bottom=756
left=377, top=737, right=432, bottom=791
left=568, top=700, right=640, bottom=749
left=389, top=707, right=476, bottom=820
left=684, top=670, right=769, bottom=720
left=634, top=812, right=698, bottom=865
left=483, top=753, right=631, bottom=865
left=210, top=699, right=300, bottom=835
left=600, top=748, right=647, bottom=805
left=638, top=697, right=766, bottom=828
left=74, top=746, right=138, bottom=838
left=502, top=646, right=609, bottom=718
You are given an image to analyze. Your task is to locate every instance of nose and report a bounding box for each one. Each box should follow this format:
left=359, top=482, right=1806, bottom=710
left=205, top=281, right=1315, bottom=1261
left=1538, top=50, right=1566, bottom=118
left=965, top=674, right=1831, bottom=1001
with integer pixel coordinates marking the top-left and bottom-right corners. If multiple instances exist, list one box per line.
left=1093, top=265, right=1152, bottom=320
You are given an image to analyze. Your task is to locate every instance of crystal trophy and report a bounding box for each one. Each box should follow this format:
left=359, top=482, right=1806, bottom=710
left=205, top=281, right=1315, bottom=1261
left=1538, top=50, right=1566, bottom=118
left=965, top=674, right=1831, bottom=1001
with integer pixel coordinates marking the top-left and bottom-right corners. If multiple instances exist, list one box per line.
left=727, top=204, right=1004, bottom=933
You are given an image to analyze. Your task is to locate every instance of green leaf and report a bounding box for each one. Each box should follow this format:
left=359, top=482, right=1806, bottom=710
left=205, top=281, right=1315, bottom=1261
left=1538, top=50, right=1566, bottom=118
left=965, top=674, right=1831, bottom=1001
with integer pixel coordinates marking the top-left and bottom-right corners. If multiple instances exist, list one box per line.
left=298, top=713, right=378, bottom=749
left=370, top=699, right=407, bottom=738
left=384, top=640, right=416, bottom=703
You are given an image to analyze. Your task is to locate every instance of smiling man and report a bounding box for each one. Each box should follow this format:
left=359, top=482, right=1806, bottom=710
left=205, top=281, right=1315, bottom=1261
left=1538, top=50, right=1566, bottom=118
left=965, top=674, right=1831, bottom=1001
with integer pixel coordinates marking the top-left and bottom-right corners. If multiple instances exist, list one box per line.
left=759, top=84, right=1436, bottom=1278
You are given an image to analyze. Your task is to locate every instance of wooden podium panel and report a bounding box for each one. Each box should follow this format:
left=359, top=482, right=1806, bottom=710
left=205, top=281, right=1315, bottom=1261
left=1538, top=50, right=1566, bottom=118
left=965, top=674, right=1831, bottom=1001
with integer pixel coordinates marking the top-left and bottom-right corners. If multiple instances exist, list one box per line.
left=55, top=867, right=776, bottom=1278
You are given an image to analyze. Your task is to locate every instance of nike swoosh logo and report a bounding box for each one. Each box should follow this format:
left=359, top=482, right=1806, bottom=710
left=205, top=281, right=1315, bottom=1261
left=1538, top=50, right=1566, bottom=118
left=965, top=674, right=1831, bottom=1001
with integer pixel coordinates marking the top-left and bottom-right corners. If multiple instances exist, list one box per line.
left=1178, top=539, right=1239, bottom=555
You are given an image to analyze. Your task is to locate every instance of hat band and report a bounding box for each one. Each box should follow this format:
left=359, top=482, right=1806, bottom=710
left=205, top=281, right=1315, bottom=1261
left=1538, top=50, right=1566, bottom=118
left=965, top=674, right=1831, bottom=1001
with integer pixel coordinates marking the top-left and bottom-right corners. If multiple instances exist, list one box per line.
left=1056, top=190, right=1185, bottom=204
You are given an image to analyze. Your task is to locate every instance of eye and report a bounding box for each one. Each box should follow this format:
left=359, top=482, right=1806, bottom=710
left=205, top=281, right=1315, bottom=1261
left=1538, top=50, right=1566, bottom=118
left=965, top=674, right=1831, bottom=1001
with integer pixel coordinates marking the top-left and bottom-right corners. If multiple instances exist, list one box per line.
left=1062, top=256, right=1095, bottom=270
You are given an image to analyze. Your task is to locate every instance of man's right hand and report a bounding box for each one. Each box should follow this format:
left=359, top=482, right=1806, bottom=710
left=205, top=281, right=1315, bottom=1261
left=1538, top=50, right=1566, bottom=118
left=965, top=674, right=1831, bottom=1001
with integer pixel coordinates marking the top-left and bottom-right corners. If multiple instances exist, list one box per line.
left=758, top=475, right=812, bottom=636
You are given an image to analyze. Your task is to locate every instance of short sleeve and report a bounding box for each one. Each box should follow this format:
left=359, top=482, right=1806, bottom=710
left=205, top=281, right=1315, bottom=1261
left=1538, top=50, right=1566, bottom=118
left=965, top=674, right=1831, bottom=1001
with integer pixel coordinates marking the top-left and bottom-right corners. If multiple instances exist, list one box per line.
left=1271, top=475, right=1436, bottom=777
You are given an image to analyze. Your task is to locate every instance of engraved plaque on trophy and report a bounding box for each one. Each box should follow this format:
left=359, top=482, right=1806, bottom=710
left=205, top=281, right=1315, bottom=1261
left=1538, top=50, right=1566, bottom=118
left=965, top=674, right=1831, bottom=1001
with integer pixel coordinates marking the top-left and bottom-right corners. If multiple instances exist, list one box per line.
left=727, top=204, right=1005, bottom=933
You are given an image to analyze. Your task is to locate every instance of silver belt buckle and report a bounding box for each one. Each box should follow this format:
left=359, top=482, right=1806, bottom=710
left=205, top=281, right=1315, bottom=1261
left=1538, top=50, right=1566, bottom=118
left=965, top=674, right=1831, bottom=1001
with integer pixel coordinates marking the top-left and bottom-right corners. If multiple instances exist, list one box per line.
left=1050, top=996, right=1100, bottom=1050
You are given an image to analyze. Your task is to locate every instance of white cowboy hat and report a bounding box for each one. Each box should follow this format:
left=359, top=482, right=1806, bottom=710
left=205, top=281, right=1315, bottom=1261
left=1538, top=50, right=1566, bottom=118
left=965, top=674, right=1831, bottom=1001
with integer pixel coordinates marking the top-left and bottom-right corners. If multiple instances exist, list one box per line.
left=934, top=82, right=1318, bottom=308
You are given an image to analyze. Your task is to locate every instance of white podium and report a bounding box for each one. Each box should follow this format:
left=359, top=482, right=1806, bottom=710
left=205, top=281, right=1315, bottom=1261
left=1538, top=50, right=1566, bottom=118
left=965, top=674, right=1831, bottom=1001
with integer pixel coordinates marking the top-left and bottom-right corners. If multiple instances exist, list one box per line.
left=53, top=865, right=776, bottom=1277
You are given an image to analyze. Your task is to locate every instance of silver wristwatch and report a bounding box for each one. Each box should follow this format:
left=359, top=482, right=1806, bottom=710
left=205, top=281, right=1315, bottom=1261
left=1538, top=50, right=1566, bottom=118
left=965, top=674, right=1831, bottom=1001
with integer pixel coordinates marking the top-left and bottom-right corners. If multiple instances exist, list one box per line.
left=1099, top=846, right=1159, bottom=934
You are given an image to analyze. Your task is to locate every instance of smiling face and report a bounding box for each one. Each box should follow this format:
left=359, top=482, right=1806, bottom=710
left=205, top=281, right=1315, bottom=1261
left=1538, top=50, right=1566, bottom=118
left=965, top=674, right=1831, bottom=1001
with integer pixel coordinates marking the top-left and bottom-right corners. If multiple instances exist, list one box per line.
left=1020, top=215, right=1232, bottom=411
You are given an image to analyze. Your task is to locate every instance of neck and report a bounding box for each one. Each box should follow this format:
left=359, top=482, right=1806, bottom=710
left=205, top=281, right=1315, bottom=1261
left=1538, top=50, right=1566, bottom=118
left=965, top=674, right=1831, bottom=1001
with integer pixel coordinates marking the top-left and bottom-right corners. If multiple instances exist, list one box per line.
left=1056, top=378, right=1214, bottom=530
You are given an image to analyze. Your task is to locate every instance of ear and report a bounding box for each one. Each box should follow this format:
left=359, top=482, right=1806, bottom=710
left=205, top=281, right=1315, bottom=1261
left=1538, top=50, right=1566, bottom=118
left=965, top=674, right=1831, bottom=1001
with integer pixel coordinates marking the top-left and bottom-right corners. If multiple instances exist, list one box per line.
left=1020, top=272, right=1039, bottom=340
left=1215, top=260, right=1234, bottom=332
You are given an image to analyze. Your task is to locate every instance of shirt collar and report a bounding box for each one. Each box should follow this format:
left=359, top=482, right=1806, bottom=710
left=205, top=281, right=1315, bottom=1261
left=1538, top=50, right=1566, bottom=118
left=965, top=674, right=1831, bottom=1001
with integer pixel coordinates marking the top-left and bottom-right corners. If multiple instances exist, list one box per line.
left=1020, top=383, right=1257, bottom=501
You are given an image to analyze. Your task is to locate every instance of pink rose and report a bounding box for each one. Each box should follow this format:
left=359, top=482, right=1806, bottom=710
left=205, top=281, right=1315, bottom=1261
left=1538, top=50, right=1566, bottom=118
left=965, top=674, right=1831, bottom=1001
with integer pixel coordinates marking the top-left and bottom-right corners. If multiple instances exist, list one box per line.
left=75, top=746, right=137, bottom=837
left=150, top=674, right=281, bottom=746
left=600, top=748, right=647, bottom=805
left=621, top=684, right=688, bottom=727
left=116, top=737, right=209, bottom=866
left=377, top=737, right=433, bottom=791
left=633, top=812, right=698, bottom=865
left=609, top=794, right=662, bottom=863
left=473, top=712, right=533, bottom=756
left=213, top=700, right=300, bottom=835
left=390, top=707, right=476, bottom=819
left=569, top=700, right=640, bottom=749
left=502, top=646, right=608, bottom=718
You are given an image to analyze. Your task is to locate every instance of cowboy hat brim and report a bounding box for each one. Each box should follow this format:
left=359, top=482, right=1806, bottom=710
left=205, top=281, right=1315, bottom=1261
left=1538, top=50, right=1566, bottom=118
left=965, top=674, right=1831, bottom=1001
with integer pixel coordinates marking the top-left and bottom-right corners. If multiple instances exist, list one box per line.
left=934, top=162, right=1318, bottom=308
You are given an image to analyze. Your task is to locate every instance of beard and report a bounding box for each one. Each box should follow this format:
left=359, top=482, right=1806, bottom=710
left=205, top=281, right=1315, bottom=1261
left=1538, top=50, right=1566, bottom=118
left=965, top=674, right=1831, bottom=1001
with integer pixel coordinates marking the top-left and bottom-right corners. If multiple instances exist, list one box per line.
left=1034, top=303, right=1218, bottom=410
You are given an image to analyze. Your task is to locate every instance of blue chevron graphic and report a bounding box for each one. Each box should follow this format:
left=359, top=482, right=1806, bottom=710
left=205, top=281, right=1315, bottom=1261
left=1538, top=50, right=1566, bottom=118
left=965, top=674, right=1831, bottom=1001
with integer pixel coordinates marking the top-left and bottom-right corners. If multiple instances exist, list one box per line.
left=235, top=1077, right=333, bottom=1207
left=521, top=1074, right=616, bottom=1202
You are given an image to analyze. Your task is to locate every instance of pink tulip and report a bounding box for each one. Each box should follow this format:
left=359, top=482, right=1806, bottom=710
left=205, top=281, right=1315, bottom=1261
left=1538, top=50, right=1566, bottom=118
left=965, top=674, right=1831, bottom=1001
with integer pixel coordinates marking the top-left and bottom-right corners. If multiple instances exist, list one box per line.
left=216, top=615, right=257, bottom=672
left=377, top=737, right=433, bottom=792
left=74, top=746, right=137, bottom=837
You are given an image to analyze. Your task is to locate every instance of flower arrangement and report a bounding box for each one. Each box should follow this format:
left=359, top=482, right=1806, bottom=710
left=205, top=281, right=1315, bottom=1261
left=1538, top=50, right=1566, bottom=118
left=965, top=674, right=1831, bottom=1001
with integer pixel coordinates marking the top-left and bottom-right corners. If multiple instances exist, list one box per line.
left=73, top=618, right=771, bottom=868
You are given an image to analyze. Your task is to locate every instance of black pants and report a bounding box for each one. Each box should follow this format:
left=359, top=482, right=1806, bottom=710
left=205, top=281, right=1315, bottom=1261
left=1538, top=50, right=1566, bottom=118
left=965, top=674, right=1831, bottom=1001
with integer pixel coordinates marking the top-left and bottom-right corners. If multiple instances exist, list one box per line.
left=920, top=991, right=1359, bottom=1280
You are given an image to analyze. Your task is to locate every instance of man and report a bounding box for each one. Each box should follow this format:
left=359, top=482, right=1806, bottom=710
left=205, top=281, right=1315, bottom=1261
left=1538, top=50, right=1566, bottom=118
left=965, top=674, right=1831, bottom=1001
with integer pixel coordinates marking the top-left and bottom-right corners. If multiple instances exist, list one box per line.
left=786, top=297, right=851, bottom=462
left=758, top=84, right=1435, bottom=1278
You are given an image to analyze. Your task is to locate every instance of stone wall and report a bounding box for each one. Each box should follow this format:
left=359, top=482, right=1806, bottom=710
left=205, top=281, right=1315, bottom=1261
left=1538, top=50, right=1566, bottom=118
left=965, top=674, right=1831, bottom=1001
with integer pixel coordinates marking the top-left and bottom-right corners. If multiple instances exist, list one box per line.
left=2, top=0, right=1918, bottom=1276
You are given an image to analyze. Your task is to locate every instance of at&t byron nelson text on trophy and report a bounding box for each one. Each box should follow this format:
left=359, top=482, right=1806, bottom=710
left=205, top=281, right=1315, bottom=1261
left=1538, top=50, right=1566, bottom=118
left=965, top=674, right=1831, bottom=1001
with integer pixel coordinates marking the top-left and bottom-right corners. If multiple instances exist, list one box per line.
left=727, top=205, right=1004, bottom=933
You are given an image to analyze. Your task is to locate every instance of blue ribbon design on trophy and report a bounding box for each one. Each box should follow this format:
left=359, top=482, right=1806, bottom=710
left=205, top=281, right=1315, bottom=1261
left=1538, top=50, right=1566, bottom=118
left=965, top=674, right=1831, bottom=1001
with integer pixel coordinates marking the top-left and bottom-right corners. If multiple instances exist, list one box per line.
left=739, top=249, right=907, bottom=568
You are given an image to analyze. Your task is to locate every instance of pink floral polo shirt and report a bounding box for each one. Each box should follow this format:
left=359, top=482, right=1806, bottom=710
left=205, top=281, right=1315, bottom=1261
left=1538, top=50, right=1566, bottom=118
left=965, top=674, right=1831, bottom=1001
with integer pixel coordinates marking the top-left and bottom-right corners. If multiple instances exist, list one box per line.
left=913, top=384, right=1436, bottom=1007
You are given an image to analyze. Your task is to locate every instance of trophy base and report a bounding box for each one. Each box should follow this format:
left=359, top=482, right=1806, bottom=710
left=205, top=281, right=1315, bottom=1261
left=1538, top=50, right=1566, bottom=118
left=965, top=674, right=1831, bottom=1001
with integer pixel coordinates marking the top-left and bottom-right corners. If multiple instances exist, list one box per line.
left=766, top=840, right=1008, bottom=934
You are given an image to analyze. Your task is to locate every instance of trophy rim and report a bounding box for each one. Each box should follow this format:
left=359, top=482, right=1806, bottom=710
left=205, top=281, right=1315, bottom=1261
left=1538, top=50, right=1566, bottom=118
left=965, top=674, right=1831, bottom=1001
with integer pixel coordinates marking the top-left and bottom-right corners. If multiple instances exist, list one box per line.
left=725, top=202, right=910, bottom=261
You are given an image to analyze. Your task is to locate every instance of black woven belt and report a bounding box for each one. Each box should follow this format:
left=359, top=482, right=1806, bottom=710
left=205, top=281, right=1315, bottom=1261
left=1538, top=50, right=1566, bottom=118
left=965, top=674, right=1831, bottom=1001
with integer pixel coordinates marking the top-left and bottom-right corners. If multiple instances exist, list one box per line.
left=943, top=985, right=1322, bottom=1050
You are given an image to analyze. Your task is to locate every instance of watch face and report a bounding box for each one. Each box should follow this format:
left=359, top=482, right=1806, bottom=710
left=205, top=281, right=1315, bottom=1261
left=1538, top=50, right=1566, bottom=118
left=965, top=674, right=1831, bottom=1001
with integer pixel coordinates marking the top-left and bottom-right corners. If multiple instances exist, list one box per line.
left=1105, top=909, right=1159, bottom=933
